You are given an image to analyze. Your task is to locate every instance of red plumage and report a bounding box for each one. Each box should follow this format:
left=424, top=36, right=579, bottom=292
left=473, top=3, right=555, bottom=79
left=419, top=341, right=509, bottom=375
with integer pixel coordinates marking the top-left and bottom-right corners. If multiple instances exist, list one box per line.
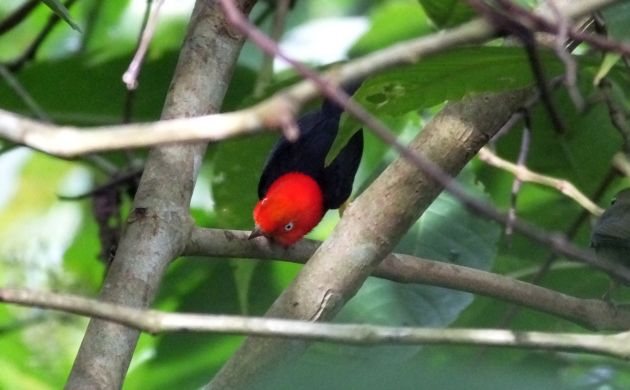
left=250, top=83, right=363, bottom=246
left=252, top=173, right=324, bottom=246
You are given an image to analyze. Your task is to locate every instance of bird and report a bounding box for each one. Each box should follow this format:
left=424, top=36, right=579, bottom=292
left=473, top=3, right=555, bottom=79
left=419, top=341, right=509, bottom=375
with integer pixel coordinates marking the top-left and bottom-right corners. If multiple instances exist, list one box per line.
left=249, top=83, right=364, bottom=246
left=591, top=188, right=630, bottom=290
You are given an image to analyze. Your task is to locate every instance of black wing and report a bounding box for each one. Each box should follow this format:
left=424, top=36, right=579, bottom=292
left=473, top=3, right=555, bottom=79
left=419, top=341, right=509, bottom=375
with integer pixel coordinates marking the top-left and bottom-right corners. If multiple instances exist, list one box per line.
left=257, top=111, right=339, bottom=199
left=321, top=130, right=364, bottom=210
left=257, top=80, right=364, bottom=200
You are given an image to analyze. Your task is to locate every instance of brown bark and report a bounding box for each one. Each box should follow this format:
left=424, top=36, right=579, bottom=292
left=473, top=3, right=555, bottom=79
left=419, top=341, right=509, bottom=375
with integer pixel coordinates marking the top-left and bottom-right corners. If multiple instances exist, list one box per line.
left=65, top=1, right=256, bottom=388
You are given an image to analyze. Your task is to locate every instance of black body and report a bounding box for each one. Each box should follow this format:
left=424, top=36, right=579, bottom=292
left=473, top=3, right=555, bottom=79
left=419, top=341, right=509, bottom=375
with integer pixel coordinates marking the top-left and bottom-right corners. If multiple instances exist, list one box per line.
left=257, top=85, right=363, bottom=210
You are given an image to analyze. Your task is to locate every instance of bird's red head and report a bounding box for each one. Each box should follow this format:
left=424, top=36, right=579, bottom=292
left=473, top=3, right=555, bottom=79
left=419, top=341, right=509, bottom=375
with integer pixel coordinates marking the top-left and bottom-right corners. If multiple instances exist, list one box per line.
left=251, top=173, right=324, bottom=246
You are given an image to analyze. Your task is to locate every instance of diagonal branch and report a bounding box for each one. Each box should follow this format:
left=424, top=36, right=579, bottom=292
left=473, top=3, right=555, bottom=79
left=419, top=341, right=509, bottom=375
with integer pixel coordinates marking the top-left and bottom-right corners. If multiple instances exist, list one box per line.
left=1, top=287, right=629, bottom=360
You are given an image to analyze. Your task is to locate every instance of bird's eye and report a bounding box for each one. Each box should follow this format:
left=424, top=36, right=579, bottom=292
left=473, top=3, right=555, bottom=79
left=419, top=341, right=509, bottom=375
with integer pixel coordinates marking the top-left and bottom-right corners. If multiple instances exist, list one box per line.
left=284, top=222, right=294, bottom=231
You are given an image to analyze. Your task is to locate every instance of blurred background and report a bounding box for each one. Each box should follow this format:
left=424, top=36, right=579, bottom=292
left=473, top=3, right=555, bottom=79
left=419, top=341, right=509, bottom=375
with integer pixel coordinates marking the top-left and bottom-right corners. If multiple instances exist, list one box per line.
left=1, top=0, right=630, bottom=388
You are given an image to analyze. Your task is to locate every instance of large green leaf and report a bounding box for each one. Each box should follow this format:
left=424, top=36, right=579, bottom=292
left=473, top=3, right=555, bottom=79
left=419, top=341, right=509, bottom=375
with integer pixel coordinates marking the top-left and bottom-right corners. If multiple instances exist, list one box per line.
left=360, top=46, right=563, bottom=116
left=0, top=48, right=255, bottom=124
left=328, top=46, right=564, bottom=164
left=476, top=74, right=623, bottom=278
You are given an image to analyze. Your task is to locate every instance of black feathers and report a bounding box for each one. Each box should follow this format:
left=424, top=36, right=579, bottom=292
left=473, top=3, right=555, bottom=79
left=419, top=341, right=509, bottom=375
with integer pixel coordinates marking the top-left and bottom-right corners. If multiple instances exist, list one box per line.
left=257, top=85, right=363, bottom=211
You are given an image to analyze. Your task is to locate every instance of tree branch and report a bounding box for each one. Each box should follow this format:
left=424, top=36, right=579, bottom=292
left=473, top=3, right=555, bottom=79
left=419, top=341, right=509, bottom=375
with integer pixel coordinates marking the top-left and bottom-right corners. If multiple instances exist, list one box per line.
left=185, top=227, right=630, bottom=331
left=1, top=287, right=629, bottom=360
left=122, top=0, right=165, bottom=90
left=65, top=0, right=257, bottom=388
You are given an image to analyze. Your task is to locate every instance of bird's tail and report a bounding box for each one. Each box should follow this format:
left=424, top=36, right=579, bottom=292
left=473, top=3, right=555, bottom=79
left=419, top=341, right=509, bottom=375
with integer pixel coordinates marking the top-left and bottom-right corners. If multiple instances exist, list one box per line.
left=320, top=80, right=363, bottom=117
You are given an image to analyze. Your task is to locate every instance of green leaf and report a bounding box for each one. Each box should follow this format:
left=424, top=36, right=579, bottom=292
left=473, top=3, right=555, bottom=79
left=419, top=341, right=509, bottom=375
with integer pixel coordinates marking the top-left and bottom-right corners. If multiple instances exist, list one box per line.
left=471, top=68, right=627, bottom=319
left=210, top=135, right=276, bottom=230
left=40, top=0, right=81, bottom=32
left=349, top=0, right=432, bottom=57
left=601, top=2, right=630, bottom=43
left=328, top=47, right=564, bottom=164
left=0, top=45, right=257, bottom=126
left=361, top=46, right=563, bottom=116
left=593, top=53, right=622, bottom=86
left=418, top=0, right=476, bottom=28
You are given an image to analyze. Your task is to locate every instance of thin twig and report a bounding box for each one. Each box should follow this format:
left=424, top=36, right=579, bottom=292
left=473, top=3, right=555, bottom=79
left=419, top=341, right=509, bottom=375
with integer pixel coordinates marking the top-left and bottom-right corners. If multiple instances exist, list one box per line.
left=0, top=0, right=39, bottom=35
left=499, top=0, right=630, bottom=57
left=123, top=0, right=155, bottom=124
left=468, top=0, right=568, bottom=134
left=544, top=0, right=585, bottom=109
left=57, top=169, right=142, bottom=200
left=613, top=153, right=630, bottom=178
left=495, top=168, right=616, bottom=329
left=5, top=0, right=78, bottom=72
left=79, top=0, right=104, bottom=53
left=1, top=287, right=629, bottom=359
left=0, top=104, right=274, bottom=157
left=506, top=124, right=531, bottom=238
left=122, top=0, right=165, bottom=90
left=599, top=79, right=630, bottom=154
left=478, top=146, right=604, bottom=216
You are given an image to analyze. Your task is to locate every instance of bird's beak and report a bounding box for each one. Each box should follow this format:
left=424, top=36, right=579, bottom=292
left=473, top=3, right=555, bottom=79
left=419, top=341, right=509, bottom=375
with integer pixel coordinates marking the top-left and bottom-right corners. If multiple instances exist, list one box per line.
left=248, top=225, right=264, bottom=240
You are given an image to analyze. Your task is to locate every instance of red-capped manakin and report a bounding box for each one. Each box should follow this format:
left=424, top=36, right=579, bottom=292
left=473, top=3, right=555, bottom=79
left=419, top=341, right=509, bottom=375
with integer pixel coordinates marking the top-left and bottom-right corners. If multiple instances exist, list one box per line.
left=249, top=83, right=363, bottom=246
left=591, top=188, right=630, bottom=285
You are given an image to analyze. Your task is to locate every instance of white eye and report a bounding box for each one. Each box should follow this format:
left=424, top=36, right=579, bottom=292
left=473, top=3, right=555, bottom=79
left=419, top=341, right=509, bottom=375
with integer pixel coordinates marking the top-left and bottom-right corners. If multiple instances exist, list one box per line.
left=284, top=222, right=294, bottom=231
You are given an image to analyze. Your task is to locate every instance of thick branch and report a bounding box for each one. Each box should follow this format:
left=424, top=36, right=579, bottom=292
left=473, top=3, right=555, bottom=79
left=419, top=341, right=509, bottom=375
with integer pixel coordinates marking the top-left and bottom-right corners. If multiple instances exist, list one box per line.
left=185, top=228, right=630, bottom=331
left=1, top=288, right=629, bottom=360
left=65, top=1, right=256, bottom=388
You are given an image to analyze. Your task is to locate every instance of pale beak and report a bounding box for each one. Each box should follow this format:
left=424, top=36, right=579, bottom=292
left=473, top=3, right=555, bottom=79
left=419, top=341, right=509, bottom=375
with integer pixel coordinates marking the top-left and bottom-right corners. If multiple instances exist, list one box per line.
left=248, top=225, right=264, bottom=240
